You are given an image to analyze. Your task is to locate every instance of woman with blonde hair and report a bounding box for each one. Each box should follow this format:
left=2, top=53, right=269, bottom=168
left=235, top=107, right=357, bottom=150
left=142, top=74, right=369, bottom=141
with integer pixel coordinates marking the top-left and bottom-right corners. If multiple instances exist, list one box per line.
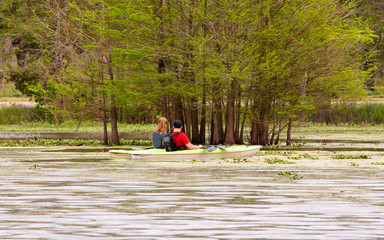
left=152, top=117, right=169, bottom=148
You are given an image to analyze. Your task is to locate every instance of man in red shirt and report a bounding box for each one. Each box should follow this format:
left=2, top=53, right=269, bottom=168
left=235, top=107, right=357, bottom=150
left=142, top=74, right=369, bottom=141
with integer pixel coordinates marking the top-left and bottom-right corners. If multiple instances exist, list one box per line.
left=171, top=120, right=203, bottom=150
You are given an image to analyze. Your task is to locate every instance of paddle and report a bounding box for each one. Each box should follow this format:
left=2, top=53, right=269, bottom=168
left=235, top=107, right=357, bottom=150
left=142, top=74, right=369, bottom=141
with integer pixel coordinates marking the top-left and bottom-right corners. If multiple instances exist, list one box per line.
left=202, top=145, right=229, bottom=152
left=215, top=145, right=227, bottom=149
left=202, top=146, right=217, bottom=152
left=131, top=146, right=154, bottom=150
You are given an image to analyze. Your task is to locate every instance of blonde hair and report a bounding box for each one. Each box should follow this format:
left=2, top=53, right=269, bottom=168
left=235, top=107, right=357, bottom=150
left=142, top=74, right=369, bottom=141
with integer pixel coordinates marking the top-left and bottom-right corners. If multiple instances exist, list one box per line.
left=156, top=117, right=168, bottom=134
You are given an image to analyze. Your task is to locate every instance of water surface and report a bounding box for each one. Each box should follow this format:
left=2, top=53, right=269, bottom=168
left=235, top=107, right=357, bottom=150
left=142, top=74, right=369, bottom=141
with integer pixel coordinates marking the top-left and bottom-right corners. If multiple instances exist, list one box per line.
left=0, top=147, right=383, bottom=239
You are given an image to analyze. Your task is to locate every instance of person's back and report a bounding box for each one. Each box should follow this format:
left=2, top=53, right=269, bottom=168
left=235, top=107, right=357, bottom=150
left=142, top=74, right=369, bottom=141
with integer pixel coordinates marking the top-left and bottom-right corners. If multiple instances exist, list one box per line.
left=171, top=131, right=189, bottom=150
left=168, top=120, right=203, bottom=150
left=152, top=117, right=168, bottom=149
left=153, top=131, right=166, bottom=148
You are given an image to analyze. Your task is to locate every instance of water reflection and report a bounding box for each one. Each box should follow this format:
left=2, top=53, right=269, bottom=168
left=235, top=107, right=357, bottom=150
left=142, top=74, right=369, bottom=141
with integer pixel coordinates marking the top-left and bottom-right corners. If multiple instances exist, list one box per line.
left=0, top=148, right=383, bottom=239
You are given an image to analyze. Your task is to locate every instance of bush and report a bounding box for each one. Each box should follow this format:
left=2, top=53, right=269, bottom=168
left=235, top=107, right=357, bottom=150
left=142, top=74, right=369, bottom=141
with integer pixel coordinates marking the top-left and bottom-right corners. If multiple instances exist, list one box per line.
left=311, top=103, right=384, bottom=125
left=0, top=104, right=51, bottom=124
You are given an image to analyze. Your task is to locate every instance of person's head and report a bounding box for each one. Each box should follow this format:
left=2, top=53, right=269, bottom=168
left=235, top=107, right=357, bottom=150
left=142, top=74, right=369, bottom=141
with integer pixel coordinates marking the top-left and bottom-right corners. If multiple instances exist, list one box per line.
left=156, top=117, right=168, bottom=133
left=172, top=120, right=182, bottom=129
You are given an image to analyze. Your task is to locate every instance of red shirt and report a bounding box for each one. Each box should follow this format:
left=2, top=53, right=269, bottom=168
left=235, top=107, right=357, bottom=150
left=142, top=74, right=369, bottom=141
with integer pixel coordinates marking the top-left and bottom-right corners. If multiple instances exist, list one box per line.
left=172, top=131, right=190, bottom=150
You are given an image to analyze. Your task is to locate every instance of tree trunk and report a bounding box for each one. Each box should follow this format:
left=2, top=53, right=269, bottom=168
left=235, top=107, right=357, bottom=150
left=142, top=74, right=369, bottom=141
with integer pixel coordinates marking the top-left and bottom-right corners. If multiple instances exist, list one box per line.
left=110, top=99, right=120, bottom=145
left=103, top=108, right=108, bottom=145
left=191, top=98, right=200, bottom=143
left=211, top=99, right=224, bottom=145
left=250, top=100, right=270, bottom=145
left=237, top=97, right=249, bottom=144
left=224, top=81, right=236, bottom=144
left=184, top=103, right=192, bottom=139
left=200, top=90, right=206, bottom=144
left=210, top=80, right=224, bottom=144
left=171, top=95, right=184, bottom=129
left=269, top=101, right=277, bottom=145
left=286, top=118, right=293, bottom=146
left=274, top=121, right=283, bottom=145
left=108, top=63, right=120, bottom=145
left=234, top=93, right=241, bottom=144
left=158, top=57, right=170, bottom=119
left=161, top=96, right=169, bottom=120
left=315, top=104, right=333, bottom=125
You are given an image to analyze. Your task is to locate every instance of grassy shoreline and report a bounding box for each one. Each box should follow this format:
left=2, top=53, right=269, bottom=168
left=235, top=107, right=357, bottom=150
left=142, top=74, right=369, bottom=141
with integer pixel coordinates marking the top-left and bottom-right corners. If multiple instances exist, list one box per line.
left=0, top=121, right=156, bottom=133
left=0, top=121, right=383, bottom=147
left=1, top=121, right=383, bottom=133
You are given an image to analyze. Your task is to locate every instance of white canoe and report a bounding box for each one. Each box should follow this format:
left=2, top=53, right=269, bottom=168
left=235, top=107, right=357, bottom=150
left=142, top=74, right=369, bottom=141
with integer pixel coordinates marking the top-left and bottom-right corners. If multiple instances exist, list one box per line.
left=109, top=145, right=262, bottom=160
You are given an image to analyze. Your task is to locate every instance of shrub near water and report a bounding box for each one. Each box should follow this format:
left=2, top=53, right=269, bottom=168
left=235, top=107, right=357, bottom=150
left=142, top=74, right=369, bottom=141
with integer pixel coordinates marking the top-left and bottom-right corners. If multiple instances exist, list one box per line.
left=331, top=103, right=384, bottom=124
left=0, top=105, right=49, bottom=124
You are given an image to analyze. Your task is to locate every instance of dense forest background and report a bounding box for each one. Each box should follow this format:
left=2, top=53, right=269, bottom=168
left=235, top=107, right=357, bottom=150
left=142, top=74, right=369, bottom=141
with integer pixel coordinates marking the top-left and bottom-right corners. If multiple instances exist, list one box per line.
left=0, top=0, right=383, bottom=145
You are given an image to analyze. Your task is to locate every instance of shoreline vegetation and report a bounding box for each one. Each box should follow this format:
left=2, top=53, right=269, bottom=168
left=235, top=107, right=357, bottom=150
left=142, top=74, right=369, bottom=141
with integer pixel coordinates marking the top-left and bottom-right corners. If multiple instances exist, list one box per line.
left=1, top=98, right=384, bottom=147
left=2, top=121, right=384, bottom=133
left=0, top=121, right=383, bottom=148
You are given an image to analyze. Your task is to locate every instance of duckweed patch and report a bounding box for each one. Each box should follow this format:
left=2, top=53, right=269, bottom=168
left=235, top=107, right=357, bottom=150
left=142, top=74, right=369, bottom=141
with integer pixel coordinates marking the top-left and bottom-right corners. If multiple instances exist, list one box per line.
left=227, top=158, right=251, bottom=163
left=265, top=151, right=319, bottom=161
left=29, top=164, right=39, bottom=169
left=265, top=158, right=295, bottom=164
left=294, top=142, right=307, bottom=147
left=277, top=171, right=303, bottom=180
left=300, top=153, right=320, bottom=160
left=332, top=154, right=370, bottom=159
left=287, top=155, right=302, bottom=160
left=371, top=162, right=384, bottom=165
left=264, top=151, right=294, bottom=156
left=287, top=153, right=319, bottom=160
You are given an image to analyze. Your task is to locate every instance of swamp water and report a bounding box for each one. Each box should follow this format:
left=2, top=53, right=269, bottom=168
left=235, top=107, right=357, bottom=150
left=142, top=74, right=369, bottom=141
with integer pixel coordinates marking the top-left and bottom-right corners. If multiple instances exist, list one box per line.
left=0, top=147, right=383, bottom=239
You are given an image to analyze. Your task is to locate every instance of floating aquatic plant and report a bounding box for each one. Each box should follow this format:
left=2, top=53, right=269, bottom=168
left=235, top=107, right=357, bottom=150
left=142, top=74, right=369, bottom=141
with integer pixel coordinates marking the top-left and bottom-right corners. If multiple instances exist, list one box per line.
left=229, top=158, right=251, bottom=163
left=349, top=162, right=359, bottom=166
left=332, top=154, right=370, bottom=159
left=29, top=164, right=39, bottom=169
left=371, top=162, right=384, bottom=165
left=265, top=158, right=295, bottom=164
left=277, top=171, right=303, bottom=180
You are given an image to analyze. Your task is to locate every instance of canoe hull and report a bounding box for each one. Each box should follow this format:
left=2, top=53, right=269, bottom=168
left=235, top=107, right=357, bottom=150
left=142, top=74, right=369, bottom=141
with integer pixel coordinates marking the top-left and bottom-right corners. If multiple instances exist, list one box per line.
left=110, top=145, right=262, bottom=160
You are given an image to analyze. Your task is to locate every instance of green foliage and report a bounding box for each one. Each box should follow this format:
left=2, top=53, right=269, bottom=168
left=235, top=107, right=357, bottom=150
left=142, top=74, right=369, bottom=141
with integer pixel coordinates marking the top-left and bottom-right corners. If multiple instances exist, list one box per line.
left=1, top=0, right=377, bottom=146
left=0, top=138, right=151, bottom=147
left=0, top=105, right=51, bottom=124
left=355, top=0, right=384, bottom=90
left=331, top=103, right=384, bottom=124
left=0, top=138, right=103, bottom=147
left=294, top=122, right=384, bottom=133
left=0, top=84, right=23, bottom=97
left=7, top=69, right=40, bottom=98
left=0, top=119, right=155, bottom=132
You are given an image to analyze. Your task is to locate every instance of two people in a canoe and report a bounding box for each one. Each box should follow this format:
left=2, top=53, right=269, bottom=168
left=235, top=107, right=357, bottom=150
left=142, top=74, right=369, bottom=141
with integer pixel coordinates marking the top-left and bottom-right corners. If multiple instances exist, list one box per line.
left=152, top=118, right=203, bottom=150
